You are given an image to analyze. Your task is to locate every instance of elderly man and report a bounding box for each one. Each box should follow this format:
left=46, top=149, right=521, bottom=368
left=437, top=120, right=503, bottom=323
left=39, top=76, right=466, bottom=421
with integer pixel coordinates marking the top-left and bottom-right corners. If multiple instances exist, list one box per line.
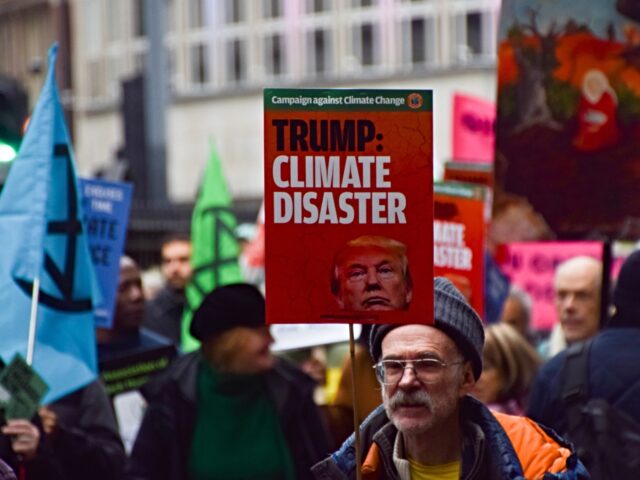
left=540, top=256, right=602, bottom=359
left=332, top=235, right=412, bottom=311
left=312, top=277, right=588, bottom=479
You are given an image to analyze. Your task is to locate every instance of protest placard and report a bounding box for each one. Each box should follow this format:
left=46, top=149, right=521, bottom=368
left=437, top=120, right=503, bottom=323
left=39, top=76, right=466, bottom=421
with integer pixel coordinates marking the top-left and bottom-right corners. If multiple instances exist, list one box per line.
left=0, top=354, right=48, bottom=421
left=496, top=241, right=604, bottom=331
left=79, top=178, right=133, bottom=328
left=433, top=181, right=489, bottom=319
left=452, top=93, right=495, bottom=164
left=264, top=89, right=433, bottom=324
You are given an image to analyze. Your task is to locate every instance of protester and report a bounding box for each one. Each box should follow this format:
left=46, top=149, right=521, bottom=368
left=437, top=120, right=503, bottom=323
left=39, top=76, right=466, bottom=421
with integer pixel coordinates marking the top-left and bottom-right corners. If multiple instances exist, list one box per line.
left=499, top=284, right=538, bottom=345
left=331, top=235, right=412, bottom=311
left=538, top=256, right=602, bottom=359
left=126, top=283, right=331, bottom=480
left=143, top=233, right=192, bottom=345
left=97, top=256, right=176, bottom=453
left=0, top=379, right=125, bottom=480
left=528, top=249, right=640, bottom=435
left=312, top=277, right=588, bottom=479
left=472, top=323, right=542, bottom=415
left=0, top=459, right=15, bottom=480
left=323, top=325, right=380, bottom=450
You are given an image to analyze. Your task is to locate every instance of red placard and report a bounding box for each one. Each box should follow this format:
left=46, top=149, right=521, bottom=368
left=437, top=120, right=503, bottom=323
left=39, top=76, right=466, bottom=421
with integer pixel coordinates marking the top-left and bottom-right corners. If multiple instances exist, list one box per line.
left=433, top=182, right=488, bottom=318
left=264, top=89, right=433, bottom=324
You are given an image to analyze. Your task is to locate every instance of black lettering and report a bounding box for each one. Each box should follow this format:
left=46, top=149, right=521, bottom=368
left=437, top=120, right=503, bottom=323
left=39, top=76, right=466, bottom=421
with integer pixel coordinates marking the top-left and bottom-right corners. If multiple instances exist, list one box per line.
left=357, top=120, right=376, bottom=151
left=290, top=120, right=308, bottom=151
left=272, top=119, right=289, bottom=151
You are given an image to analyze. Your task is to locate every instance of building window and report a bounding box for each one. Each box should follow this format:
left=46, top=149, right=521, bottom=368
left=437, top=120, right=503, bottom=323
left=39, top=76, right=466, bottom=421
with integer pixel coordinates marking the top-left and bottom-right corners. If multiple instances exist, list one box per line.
left=265, top=34, right=285, bottom=76
left=401, top=16, right=435, bottom=66
left=190, top=43, right=209, bottom=85
left=466, top=12, right=482, bottom=55
left=226, top=38, right=247, bottom=83
left=225, top=0, right=245, bottom=23
left=454, top=11, right=492, bottom=62
left=263, top=0, right=282, bottom=18
left=189, top=0, right=206, bottom=29
left=306, top=0, right=330, bottom=13
left=132, top=0, right=146, bottom=38
left=353, top=22, right=379, bottom=67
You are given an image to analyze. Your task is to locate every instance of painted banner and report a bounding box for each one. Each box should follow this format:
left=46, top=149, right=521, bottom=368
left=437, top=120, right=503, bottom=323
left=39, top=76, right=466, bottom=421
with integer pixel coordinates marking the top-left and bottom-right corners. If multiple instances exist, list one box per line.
left=264, top=89, right=433, bottom=324
left=79, top=178, right=133, bottom=328
left=452, top=93, right=496, bottom=163
left=497, top=0, right=640, bottom=238
left=496, top=241, right=604, bottom=331
left=433, top=182, right=489, bottom=319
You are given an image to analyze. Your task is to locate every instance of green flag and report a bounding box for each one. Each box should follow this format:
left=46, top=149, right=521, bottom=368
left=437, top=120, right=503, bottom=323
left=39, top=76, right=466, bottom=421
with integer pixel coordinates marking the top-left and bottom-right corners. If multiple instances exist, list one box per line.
left=181, top=145, right=243, bottom=351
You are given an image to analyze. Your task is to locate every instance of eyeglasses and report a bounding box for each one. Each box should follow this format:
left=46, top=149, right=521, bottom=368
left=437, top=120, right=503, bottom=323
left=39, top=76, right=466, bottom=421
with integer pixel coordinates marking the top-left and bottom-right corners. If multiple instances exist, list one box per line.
left=373, top=358, right=464, bottom=385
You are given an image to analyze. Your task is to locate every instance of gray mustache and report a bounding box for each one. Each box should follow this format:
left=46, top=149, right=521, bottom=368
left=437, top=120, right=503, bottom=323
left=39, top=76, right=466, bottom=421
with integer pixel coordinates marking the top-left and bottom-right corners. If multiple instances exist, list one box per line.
left=388, top=389, right=434, bottom=410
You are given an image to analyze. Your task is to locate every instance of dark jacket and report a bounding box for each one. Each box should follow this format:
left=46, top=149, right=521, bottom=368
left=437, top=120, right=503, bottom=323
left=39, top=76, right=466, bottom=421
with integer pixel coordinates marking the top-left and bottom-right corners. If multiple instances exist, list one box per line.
left=527, top=327, right=640, bottom=435
left=0, top=460, right=15, bottom=480
left=312, top=396, right=589, bottom=480
left=142, top=286, right=185, bottom=345
left=125, top=351, right=331, bottom=480
left=0, top=380, right=125, bottom=480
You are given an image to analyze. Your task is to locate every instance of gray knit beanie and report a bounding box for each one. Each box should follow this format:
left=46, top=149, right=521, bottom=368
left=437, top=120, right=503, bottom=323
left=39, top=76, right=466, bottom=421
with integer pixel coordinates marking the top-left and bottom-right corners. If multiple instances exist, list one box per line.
left=369, top=277, right=485, bottom=379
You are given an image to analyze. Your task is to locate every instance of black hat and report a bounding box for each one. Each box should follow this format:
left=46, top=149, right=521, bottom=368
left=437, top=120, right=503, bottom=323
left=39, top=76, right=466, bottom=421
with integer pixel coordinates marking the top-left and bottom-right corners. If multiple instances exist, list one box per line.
left=190, top=283, right=265, bottom=341
left=611, top=250, right=640, bottom=325
left=369, top=277, right=484, bottom=380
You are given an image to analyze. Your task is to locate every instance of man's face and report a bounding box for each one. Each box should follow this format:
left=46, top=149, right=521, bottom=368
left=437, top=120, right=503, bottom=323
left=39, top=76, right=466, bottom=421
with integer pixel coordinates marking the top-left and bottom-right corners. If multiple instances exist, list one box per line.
left=161, top=240, right=192, bottom=290
left=114, top=264, right=145, bottom=330
left=554, top=263, right=601, bottom=343
left=335, top=245, right=411, bottom=311
left=380, top=325, right=474, bottom=437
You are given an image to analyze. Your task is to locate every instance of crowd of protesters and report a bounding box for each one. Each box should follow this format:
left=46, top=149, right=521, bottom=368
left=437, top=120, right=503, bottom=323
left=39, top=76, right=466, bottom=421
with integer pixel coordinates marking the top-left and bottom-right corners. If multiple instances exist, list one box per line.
left=1, top=239, right=640, bottom=479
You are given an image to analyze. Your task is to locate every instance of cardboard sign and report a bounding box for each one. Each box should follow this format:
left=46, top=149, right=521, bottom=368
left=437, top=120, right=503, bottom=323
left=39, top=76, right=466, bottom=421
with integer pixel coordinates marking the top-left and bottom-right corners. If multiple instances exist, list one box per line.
left=452, top=93, right=496, bottom=163
left=264, top=89, right=433, bottom=324
left=433, top=182, right=489, bottom=319
left=0, top=354, right=48, bottom=421
left=79, top=178, right=133, bottom=328
left=496, top=241, right=604, bottom=331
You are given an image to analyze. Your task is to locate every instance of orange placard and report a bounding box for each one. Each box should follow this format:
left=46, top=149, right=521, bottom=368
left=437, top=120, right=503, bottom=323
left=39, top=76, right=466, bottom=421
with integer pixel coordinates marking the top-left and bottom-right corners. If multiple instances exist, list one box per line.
left=264, top=89, right=433, bottom=324
left=433, top=182, right=488, bottom=318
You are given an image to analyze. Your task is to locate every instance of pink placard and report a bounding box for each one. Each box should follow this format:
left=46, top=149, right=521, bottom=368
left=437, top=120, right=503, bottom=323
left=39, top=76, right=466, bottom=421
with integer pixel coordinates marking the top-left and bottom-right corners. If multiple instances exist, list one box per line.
left=497, top=241, right=603, bottom=331
left=452, top=93, right=495, bottom=164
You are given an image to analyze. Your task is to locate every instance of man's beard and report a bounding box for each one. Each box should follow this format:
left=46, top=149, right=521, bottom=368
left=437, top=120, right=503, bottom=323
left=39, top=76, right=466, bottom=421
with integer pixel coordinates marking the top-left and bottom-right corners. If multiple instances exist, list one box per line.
left=383, top=388, right=435, bottom=435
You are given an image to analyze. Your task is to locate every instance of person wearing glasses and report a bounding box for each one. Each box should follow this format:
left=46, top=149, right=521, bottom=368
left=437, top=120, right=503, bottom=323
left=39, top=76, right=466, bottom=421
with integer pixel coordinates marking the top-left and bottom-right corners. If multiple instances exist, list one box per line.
left=331, top=235, right=412, bottom=311
left=312, top=277, right=589, bottom=480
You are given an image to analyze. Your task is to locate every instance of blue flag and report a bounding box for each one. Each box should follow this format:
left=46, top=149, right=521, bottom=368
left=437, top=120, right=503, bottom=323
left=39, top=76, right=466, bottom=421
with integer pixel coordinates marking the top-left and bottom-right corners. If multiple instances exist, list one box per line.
left=0, top=44, right=100, bottom=404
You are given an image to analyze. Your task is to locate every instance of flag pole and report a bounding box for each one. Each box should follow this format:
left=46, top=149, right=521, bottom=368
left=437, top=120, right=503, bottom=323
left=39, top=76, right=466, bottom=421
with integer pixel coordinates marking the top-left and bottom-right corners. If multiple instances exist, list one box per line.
left=349, top=323, right=362, bottom=480
left=26, top=277, right=40, bottom=366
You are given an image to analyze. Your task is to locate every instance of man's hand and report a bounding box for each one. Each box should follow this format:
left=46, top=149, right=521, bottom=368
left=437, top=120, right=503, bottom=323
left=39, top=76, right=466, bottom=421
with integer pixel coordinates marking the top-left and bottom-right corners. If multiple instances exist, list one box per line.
left=1, top=419, right=41, bottom=460
left=38, top=406, right=58, bottom=436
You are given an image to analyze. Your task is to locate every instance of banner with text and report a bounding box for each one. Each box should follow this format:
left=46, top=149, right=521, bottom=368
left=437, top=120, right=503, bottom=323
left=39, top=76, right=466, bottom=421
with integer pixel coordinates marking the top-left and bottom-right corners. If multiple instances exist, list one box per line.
left=264, top=89, right=433, bottom=324
left=452, top=93, right=495, bottom=164
left=79, top=178, right=133, bottom=328
left=434, top=182, right=489, bottom=319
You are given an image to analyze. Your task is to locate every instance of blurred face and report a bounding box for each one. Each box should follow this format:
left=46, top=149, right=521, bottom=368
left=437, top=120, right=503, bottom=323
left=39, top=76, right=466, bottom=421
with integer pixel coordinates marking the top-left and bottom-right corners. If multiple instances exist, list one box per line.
left=472, top=363, right=503, bottom=404
left=161, top=240, right=192, bottom=290
left=204, top=326, right=275, bottom=375
left=380, top=325, right=474, bottom=437
left=554, top=264, right=601, bottom=343
left=335, top=245, right=411, bottom=311
left=500, top=296, right=528, bottom=337
left=115, top=263, right=145, bottom=330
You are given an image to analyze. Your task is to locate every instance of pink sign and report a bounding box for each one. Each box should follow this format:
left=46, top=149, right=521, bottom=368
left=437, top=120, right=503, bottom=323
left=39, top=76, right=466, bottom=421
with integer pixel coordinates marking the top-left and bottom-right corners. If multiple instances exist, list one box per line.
left=452, top=93, right=495, bottom=164
left=497, top=241, right=603, bottom=331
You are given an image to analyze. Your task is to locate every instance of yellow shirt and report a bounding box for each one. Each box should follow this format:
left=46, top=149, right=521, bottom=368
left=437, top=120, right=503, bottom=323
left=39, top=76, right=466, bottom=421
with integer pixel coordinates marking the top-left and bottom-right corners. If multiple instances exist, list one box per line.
left=408, top=457, right=460, bottom=480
